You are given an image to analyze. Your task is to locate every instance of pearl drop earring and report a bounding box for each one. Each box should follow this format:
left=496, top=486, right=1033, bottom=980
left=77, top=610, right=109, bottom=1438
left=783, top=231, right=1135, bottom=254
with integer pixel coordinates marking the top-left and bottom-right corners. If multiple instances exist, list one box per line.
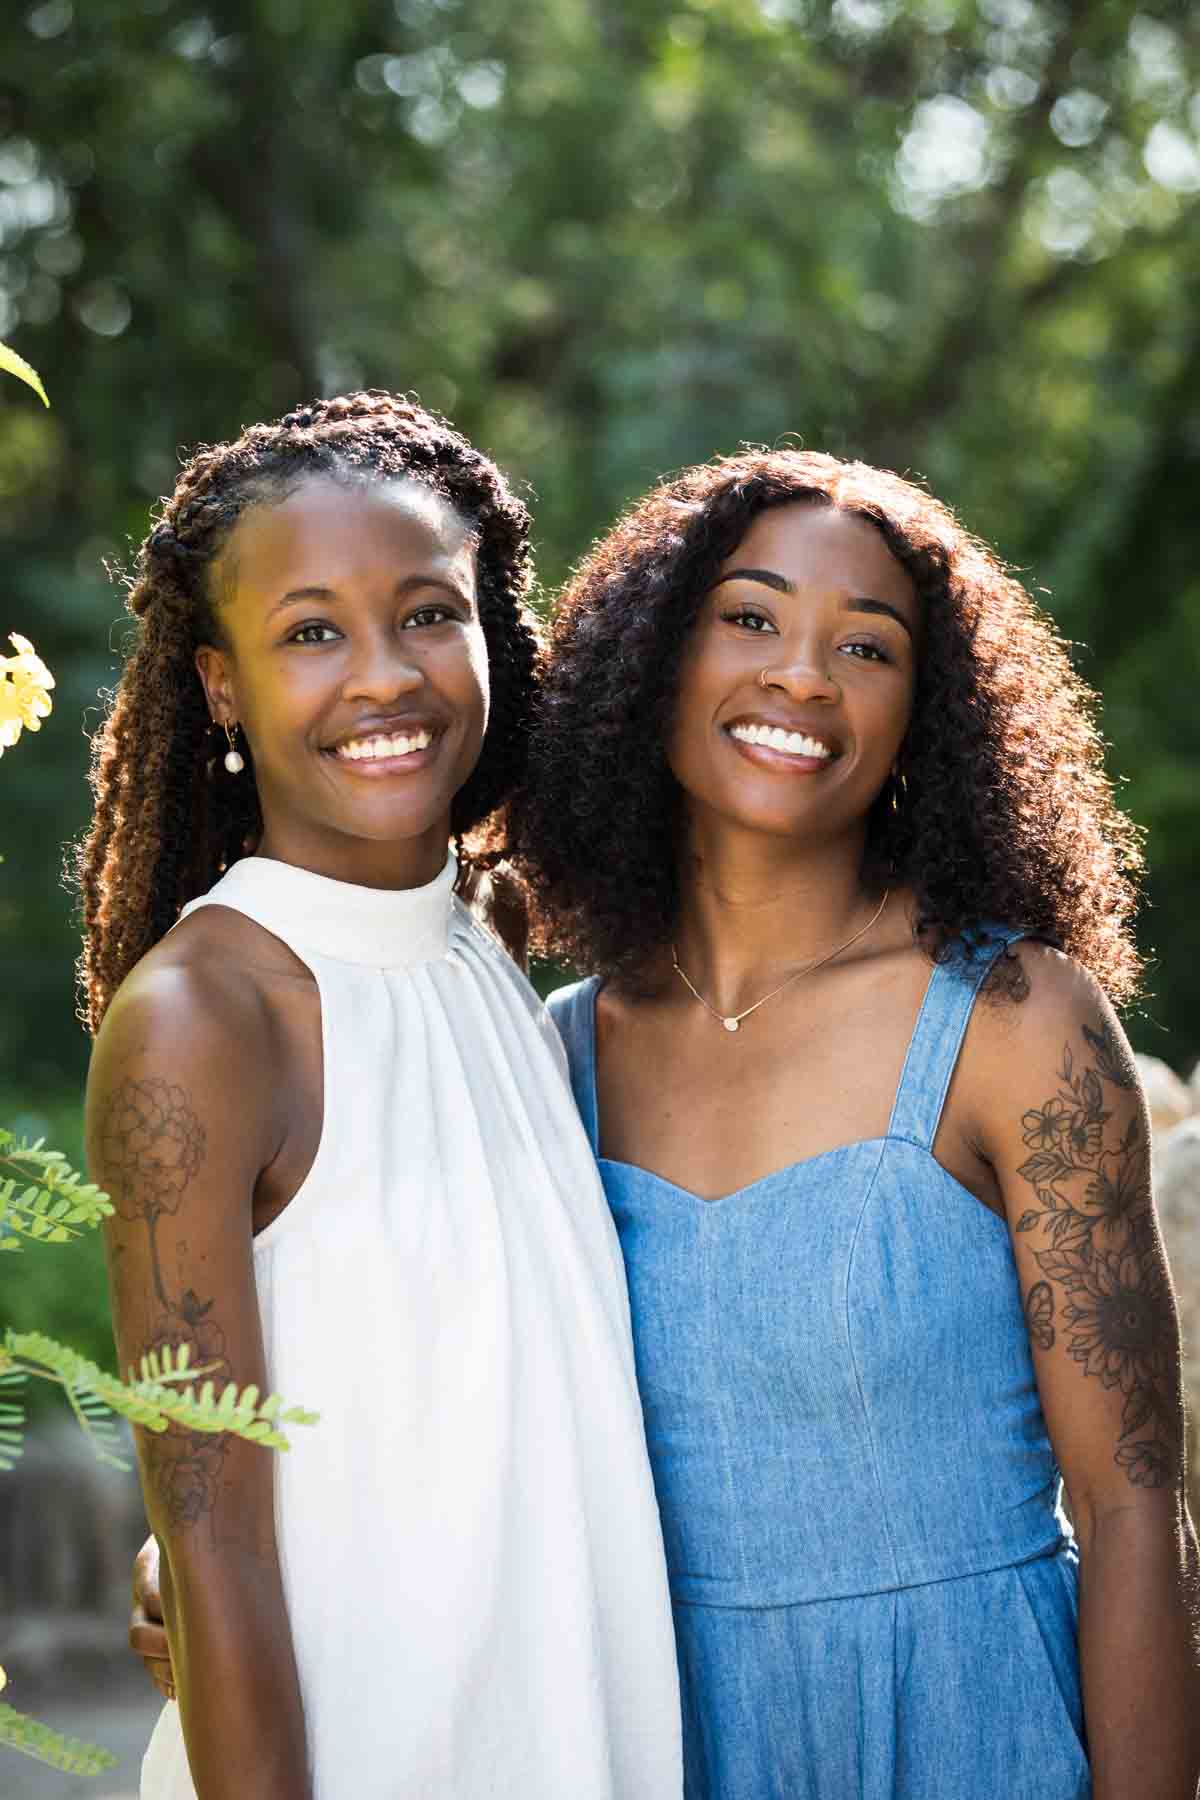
left=223, top=722, right=245, bottom=775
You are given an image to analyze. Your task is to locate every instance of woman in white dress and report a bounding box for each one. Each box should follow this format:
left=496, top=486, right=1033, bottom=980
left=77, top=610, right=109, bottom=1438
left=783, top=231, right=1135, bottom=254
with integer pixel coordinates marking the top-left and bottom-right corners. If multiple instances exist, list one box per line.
left=80, top=391, right=681, bottom=1798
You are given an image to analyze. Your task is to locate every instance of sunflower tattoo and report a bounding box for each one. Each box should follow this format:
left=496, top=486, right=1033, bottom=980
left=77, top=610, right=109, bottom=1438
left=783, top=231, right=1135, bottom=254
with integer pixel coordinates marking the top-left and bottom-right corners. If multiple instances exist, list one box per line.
left=1016, top=1029, right=1178, bottom=1489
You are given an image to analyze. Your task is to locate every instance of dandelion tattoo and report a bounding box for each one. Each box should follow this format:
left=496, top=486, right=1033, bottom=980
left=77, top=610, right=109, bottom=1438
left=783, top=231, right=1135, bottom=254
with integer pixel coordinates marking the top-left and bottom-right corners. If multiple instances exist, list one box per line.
left=102, top=1076, right=232, bottom=1530
left=101, top=1077, right=206, bottom=1307
left=1016, top=1027, right=1178, bottom=1489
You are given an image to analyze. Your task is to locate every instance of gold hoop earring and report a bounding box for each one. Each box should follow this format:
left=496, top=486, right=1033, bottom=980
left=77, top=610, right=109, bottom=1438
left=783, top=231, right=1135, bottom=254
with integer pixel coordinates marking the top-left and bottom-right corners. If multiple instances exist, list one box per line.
left=222, top=722, right=245, bottom=775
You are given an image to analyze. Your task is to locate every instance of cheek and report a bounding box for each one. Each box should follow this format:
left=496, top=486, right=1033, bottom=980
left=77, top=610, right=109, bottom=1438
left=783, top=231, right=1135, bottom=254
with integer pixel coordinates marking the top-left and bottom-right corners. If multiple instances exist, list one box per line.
left=855, top=665, right=913, bottom=742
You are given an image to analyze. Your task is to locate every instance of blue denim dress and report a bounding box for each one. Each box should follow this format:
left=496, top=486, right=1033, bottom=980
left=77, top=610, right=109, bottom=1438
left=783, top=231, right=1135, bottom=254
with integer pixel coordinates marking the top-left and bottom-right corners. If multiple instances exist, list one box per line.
left=549, top=931, right=1090, bottom=1800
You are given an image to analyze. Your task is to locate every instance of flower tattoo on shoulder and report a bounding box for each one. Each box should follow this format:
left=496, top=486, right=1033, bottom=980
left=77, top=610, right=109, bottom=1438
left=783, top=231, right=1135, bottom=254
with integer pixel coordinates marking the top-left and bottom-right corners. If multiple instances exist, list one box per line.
left=1015, top=1025, right=1178, bottom=1489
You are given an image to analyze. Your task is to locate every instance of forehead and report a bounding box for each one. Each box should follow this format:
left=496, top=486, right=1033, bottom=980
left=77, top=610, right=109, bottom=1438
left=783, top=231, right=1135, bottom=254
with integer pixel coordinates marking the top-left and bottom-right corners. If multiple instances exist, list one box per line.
left=721, top=502, right=916, bottom=611
left=225, top=474, right=475, bottom=589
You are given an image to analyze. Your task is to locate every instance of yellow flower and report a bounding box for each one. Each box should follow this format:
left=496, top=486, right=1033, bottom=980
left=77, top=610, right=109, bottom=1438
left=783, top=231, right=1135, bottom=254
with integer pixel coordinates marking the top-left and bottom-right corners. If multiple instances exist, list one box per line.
left=0, top=632, right=55, bottom=753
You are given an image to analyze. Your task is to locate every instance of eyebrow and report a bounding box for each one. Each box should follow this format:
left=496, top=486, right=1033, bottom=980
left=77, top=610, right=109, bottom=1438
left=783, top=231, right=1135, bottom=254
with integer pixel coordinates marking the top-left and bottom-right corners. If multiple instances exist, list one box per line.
left=711, top=567, right=914, bottom=640
left=266, top=573, right=472, bottom=619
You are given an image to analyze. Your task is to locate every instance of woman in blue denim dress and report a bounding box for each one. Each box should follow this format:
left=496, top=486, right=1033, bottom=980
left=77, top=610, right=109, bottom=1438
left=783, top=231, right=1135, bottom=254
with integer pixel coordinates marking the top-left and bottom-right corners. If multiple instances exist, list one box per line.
left=518, top=450, right=1200, bottom=1798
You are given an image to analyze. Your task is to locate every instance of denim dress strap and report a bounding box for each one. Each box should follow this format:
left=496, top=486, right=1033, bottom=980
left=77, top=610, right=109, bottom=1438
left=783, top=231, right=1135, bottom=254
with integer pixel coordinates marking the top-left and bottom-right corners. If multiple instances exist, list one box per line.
left=546, top=977, right=601, bottom=1154
left=887, top=926, right=1027, bottom=1151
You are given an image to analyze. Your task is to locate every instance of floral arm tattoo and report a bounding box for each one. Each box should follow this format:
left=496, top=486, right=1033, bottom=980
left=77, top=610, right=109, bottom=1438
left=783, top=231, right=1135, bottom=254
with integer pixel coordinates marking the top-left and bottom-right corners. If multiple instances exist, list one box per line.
left=1016, top=1019, right=1180, bottom=1490
left=101, top=1075, right=235, bottom=1534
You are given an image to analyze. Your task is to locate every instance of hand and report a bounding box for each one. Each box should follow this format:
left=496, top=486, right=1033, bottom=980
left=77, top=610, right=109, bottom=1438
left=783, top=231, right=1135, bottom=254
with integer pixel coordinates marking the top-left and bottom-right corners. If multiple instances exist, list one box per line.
left=130, top=1534, right=174, bottom=1700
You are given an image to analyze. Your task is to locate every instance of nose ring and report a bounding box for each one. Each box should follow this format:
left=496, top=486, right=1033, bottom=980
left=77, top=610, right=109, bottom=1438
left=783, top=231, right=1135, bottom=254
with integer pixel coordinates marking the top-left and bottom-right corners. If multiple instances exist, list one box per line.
left=758, top=667, right=772, bottom=690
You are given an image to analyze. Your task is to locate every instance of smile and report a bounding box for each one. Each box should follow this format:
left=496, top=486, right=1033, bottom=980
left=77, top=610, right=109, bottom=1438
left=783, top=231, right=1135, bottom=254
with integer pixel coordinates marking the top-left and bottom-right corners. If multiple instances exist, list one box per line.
left=727, top=723, right=835, bottom=761
left=332, top=729, right=436, bottom=763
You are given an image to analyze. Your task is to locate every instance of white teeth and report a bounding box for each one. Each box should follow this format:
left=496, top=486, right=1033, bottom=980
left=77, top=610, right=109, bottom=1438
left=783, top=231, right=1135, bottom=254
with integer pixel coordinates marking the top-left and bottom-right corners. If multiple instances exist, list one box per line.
left=729, top=723, right=833, bottom=760
left=335, top=729, right=434, bottom=762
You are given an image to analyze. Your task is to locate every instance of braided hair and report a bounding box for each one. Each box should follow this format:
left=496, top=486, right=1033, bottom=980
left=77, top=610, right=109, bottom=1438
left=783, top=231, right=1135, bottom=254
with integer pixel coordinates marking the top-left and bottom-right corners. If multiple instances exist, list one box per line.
left=77, top=390, right=539, bottom=1034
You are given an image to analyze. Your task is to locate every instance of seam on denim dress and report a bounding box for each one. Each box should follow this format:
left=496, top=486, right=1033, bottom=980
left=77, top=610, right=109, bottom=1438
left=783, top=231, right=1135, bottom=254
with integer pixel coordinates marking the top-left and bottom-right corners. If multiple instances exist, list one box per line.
left=842, top=1133, right=904, bottom=1588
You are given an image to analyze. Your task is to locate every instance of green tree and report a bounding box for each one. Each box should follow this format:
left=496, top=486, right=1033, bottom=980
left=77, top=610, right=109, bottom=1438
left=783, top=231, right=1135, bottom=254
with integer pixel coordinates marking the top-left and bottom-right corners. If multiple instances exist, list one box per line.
left=0, top=0, right=1197, bottom=1350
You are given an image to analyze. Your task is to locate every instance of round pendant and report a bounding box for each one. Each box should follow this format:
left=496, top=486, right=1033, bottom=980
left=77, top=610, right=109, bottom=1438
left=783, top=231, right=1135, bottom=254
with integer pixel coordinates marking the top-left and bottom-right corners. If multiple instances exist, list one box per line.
left=723, top=1017, right=740, bottom=1033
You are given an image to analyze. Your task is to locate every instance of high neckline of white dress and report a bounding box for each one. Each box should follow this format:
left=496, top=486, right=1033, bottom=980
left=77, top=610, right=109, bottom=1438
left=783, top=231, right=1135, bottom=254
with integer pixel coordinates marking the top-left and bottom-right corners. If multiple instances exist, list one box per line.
left=201, top=850, right=457, bottom=968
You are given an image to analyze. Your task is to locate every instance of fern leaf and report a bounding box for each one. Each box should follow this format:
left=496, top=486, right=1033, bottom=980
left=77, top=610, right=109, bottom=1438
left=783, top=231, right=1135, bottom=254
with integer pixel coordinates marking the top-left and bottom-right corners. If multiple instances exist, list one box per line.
left=0, top=1701, right=115, bottom=1773
left=0, top=1368, right=25, bottom=1470
left=64, top=1380, right=127, bottom=1471
left=279, top=1405, right=321, bottom=1426
left=0, top=1138, right=112, bottom=1250
left=3, top=1329, right=317, bottom=1459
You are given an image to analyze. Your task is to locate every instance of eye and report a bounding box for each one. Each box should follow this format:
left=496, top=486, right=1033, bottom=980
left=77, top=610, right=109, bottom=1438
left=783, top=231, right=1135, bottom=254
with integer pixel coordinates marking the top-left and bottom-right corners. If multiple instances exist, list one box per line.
left=839, top=640, right=891, bottom=663
left=402, top=604, right=460, bottom=629
left=719, top=607, right=777, bottom=634
left=288, top=622, right=341, bottom=645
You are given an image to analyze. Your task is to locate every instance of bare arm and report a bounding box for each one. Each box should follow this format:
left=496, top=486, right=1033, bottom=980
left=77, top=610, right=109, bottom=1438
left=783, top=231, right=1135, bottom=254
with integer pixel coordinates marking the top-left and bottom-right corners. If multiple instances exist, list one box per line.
left=89, top=965, right=310, bottom=1799
left=980, top=950, right=1200, bottom=1799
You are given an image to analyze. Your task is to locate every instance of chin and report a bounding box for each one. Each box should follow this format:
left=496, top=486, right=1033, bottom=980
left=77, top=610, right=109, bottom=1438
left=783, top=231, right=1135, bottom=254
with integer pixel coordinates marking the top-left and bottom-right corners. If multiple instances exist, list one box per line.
left=348, top=807, right=453, bottom=845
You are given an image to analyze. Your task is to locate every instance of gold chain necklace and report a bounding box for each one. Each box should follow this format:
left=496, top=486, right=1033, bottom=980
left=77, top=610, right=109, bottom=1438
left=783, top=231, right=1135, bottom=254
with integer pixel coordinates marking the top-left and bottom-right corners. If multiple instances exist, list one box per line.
left=671, top=889, right=890, bottom=1034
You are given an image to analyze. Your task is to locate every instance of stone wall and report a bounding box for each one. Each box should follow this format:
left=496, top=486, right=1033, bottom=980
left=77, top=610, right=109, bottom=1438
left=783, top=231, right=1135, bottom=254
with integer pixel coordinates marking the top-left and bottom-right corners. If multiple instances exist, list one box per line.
left=1142, top=1053, right=1200, bottom=1518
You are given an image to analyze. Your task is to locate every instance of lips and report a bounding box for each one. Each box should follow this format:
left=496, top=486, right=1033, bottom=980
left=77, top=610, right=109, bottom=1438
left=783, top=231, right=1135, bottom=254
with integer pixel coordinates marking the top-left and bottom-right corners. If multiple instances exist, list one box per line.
left=323, top=716, right=445, bottom=766
left=726, top=718, right=837, bottom=761
left=333, top=728, right=435, bottom=763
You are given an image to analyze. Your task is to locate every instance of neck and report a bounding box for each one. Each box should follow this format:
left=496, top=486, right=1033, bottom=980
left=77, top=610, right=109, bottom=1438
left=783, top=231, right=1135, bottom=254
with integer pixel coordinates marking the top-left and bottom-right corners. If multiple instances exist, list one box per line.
left=255, top=819, right=452, bottom=892
left=671, top=818, right=884, bottom=1017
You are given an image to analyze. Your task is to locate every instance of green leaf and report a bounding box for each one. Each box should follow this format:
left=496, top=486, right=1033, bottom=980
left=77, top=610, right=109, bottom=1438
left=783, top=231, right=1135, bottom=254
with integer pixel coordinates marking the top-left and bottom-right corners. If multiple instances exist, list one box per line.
left=0, top=341, right=49, bottom=407
left=281, top=1406, right=320, bottom=1426
left=0, top=1701, right=115, bottom=1773
left=0, top=1136, right=112, bottom=1249
left=4, top=1328, right=315, bottom=1464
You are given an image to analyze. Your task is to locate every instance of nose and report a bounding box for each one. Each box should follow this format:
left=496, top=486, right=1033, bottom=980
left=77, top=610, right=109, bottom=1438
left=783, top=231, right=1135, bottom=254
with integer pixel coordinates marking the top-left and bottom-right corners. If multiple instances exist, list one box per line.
left=340, top=631, right=424, bottom=705
left=758, top=648, right=840, bottom=704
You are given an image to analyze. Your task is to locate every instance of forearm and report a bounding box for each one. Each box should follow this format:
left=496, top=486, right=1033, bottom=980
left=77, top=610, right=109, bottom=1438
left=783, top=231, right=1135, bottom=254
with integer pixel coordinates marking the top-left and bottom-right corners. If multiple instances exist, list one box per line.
left=1078, top=1505, right=1200, bottom=1800
left=163, top=1544, right=311, bottom=1799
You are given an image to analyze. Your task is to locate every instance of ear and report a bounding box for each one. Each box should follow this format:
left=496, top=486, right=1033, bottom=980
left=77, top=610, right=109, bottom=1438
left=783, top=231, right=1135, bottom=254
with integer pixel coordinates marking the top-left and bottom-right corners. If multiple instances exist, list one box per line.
left=195, top=645, right=237, bottom=726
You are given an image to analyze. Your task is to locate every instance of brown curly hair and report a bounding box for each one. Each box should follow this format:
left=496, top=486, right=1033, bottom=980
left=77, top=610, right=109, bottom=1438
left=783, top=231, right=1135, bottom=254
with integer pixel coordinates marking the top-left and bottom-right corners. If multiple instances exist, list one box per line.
left=513, top=448, right=1143, bottom=1002
left=77, top=389, right=539, bottom=1034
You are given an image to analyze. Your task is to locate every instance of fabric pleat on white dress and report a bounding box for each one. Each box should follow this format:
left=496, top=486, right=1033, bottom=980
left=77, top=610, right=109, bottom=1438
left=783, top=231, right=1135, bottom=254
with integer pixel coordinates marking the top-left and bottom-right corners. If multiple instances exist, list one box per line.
left=140, top=852, right=681, bottom=1799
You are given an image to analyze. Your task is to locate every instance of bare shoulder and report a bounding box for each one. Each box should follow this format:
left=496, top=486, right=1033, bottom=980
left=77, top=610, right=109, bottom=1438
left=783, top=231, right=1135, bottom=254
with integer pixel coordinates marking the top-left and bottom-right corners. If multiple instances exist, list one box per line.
left=972, top=939, right=1133, bottom=1077
left=593, top=966, right=672, bottom=1048
left=955, top=940, right=1145, bottom=1191
left=87, top=907, right=306, bottom=1148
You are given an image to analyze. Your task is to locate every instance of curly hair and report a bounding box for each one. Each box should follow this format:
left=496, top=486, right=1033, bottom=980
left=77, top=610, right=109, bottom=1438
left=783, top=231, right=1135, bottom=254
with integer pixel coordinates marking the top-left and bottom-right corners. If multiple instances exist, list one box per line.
left=513, top=448, right=1143, bottom=1003
left=76, top=389, right=539, bottom=1034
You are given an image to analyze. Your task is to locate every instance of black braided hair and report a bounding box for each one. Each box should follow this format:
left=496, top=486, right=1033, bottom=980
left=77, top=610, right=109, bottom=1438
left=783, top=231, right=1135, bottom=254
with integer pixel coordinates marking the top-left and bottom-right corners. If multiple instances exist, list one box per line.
left=76, top=390, right=539, bottom=1032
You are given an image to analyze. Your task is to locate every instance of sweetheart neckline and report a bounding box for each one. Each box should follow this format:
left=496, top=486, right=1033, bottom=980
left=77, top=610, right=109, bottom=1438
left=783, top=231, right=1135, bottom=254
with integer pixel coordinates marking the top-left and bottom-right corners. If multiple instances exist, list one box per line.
left=596, top=1134, right=1011, bottom=1231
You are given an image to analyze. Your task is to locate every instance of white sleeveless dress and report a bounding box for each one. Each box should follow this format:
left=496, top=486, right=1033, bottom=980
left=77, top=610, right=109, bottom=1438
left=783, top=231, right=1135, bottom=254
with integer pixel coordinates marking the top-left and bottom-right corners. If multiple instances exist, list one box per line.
left=140, top=852, right=681, bottom=1799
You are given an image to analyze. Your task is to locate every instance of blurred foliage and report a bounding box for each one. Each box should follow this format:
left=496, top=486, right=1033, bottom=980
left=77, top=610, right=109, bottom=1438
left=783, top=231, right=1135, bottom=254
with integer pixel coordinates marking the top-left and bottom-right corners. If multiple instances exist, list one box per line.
left=0, top=0, right=1198, bottom=1344
left=0, top=1093, right=110, bottom=1369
